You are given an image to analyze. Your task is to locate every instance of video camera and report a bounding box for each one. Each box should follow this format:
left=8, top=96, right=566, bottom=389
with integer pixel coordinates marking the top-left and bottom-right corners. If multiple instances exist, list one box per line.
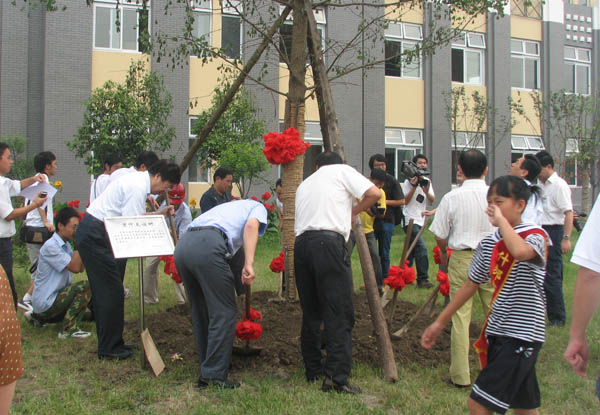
left=370, top=201, right=385, bottom=217
left=400, top=161, right=430, bottom=188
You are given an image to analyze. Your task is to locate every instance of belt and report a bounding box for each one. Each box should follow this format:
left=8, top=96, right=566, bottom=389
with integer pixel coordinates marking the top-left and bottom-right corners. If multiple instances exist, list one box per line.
left=542, top=224, right=563, bottom=228
left=188, top=226, right=228, bottom=240
left=453, top=248, right=473, bottom=252
left=301, top=230, right=344, bottom=240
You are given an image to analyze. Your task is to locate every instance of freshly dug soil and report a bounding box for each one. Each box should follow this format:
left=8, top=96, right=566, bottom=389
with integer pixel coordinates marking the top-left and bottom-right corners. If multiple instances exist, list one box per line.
left=127, top=290, right=481, bottom=378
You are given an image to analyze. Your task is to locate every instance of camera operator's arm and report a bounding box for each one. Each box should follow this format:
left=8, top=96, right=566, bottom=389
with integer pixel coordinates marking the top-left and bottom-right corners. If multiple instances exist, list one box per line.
left=404, top=177, right=419, bottom=204
left=423, top=179, right=435, bottom=203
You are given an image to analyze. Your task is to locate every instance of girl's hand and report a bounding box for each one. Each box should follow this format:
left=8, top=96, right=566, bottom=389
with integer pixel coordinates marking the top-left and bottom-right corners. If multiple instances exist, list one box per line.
left=486, top=204, right=504, bottom=227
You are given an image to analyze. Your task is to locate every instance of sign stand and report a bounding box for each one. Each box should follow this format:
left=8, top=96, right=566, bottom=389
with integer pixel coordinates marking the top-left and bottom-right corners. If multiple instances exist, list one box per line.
left=105, top=215, right=174, bottom=376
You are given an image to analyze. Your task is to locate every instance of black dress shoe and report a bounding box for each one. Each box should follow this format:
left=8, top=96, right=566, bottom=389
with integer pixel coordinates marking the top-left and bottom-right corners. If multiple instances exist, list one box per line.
left=197, top=377, right=240, bottom=389
left=443, top=377, right=470, bottom=389
left=321, top=377, right=361, bottom=394
left=123, top=343, right=138, bottom=350
left=418, top=280, right=434, bottom=289
left=98, top=349, right=133, bottom=360
left=306, top=373, right=323, bottom=383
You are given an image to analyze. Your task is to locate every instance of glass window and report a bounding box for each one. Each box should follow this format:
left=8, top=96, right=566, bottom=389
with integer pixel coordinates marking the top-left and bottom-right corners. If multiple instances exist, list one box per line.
left=95, top=7, right=111, bottom=48
left=189, top=118, right=210, bottom=183
left=122, top=8, right=138, bottom=51
left=279, top=19, right=326, bottom=64
left=511, top=39, right=540, bottom=89
left=222, top=15, right=241, bottom=59
left=384, top=22, right=423, bottom=79
left=565, top=47, right=577, bottom=60
left=467, top=33, right=485, bottom=48
left=576, top=65, right=590, bottom=95
left=193, top=11, right=211, bottom=42
left=565, top=47, right=591, bottom=95
left=511, top=136, right=528, bottom=149
left=526, top=136, right=544, bottom=150
left=94, top=4, right=149, bottom=52
left=385, top=40, right=402, bottom=77
left=465, top=51, right=482, bottom=84
left=404, top=23, right=422, bottom=40
left=451, top=33, right=485, bottom=85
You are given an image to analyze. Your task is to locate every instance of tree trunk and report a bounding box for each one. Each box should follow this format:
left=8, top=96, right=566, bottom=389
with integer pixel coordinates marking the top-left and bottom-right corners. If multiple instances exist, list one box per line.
left=580, top=167, right=591, bottom=214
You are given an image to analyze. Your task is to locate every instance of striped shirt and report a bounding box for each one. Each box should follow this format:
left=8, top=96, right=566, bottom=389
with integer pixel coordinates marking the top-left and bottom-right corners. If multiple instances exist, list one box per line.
left=469, top=223, right=547, bottom=343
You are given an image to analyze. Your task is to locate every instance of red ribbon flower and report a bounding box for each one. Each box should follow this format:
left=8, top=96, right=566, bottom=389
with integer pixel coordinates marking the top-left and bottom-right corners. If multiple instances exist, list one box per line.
left=261, top=192, right=271, bottom=201
left=263, top=127, right=310, bottom=165
left=263, top=203, right=274, bottom=213
left=269, top=251, right=285, bottom=273
left=79, top=212, right=85, bottom=220
left=384, top=261, right=416, bottom=292
left=248, top=307, right=263, bottom=321
left=235, top=319, right=263, bottom=341
left=158, top=255, right=182, bottom=284
left=437, top=270, right=450, bottom=297
left=433, top=245, right=453, bottom=265
left=251, top=196, right=259, bottom=201
left=67, top=200, right=80, bottom=208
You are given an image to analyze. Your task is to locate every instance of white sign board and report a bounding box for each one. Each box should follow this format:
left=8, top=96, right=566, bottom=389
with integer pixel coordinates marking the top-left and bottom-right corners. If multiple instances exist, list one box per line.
left=105, top=215, right=174, bottom=259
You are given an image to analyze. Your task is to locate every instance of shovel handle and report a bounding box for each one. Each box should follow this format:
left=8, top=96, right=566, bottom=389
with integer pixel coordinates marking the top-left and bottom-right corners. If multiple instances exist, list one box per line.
left=245, top=284, right=251, bottom=319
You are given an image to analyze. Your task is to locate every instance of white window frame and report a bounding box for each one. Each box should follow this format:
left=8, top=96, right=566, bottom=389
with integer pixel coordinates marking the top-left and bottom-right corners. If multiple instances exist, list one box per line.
left=565, top=46, right=591, bottom=95
left=191, top=0, right=212, bottom=50
left=511, top=39, right=540, bottom=90
left=384, top=22, right=423, bottom=79
left=451, top=32, right=485, bottom=85
left=385, top=128, right=424, bottom=179
left=565, top=139, right=579, bottom=186
left=278, top=7, right=326, bottom=64
left=452, top=132, right=486, bottom=149
left=221, top=0, right=242, bottom=60
left=188, top=117, right=211, bottom=183
left=93, top=1, right=150, bottom=53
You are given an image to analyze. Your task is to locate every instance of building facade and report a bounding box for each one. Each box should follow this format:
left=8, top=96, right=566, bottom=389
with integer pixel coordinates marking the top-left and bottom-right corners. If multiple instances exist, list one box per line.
left=0, top=0, right=597, bottom=207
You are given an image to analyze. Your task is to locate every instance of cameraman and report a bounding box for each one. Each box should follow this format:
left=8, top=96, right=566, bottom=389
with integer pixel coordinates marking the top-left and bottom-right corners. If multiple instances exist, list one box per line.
left=400, top=154, right=434, bottom=288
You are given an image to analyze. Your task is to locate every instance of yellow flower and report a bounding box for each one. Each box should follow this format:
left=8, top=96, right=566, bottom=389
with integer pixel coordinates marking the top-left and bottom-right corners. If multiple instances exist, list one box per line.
left=189, top=198, right=197, bottom=208
left=54, top=180, right=63, bottom=189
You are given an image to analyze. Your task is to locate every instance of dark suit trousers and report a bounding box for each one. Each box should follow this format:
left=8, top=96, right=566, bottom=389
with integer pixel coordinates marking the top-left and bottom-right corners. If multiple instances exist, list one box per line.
left=0, top=237, right=17, bottom=309
left=75, top=214, right=126, bottom=355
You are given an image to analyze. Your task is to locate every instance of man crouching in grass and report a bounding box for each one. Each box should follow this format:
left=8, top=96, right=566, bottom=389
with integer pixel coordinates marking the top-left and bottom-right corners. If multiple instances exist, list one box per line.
left=25, top=207, right=92, bottom=339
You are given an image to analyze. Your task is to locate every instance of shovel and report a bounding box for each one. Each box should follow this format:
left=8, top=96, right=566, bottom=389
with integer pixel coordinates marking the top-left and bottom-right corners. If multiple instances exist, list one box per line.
left=232, top=284, right=263, bottom=356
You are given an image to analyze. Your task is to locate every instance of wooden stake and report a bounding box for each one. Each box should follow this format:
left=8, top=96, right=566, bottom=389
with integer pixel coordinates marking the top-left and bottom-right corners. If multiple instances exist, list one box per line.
left=386, top=219, right=414, bottom=324
left=392, top=284, right=440, bottom=339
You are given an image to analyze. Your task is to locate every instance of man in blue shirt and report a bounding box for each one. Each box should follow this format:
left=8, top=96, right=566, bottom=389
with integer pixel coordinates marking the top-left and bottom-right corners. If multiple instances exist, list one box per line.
left=174, top=199, right=268, bottom=389
left=25, top=207, right=91, bottom=339
left=199, top=167, right=233, bottom=213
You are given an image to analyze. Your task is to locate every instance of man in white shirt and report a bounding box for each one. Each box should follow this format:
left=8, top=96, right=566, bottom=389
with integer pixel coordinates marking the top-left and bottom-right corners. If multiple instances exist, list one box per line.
left=75, top=160, right=180, bottom=360
left=536, top=150, right=573, bottom=327
left=108, top=151, right=158, bottom=184
left=295, top=151, right=380, bottom=394
left=564, top=195, right=600, bottom=398
left=508, top=154, right=543, bottom=225
left=430, top=149, right=495, bottom=388
left=0, top=142, right=47, bottom=309
left=400, top=154, right=435, bottom=288
left=89, top=153, right=122, bottom=203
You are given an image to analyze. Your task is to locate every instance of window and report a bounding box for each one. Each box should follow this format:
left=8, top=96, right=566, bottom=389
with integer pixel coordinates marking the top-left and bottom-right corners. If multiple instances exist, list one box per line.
left=511, top=0, right=542, bottom=19
left=451, top=32, right=485, bottom=85
left=450, top=132, right=485, bottom=183
left=510, top=135, right=544, bottom=163
left=94, top=2, right=149, bottom=52
left=565, top=138, right=578, bottom=185
left=511, top=39, right=540, bottom=89
left=188, top=118, right=211, bottom=183
left=384, top=128, right=424, bottom=179
left=565, top=47, right=591, bottom=95
left=222, top=0, right=241, bottom=59
left=384, top=22, right=423, bottom=79
left=279, top=8, right=326, bottom=64
left=192, top=0, right=211, bottom=46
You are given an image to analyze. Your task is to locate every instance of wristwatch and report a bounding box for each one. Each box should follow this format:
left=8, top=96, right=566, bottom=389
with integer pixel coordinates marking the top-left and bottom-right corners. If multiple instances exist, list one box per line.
left=562, top=234, right=570, bottom=240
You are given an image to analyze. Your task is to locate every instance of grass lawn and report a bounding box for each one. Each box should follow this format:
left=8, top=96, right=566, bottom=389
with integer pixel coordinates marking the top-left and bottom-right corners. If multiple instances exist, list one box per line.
left=11, top=228, right=599, bottom=414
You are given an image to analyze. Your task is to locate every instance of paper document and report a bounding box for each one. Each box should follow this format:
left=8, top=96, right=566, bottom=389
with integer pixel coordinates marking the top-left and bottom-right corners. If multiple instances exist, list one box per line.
left=18, top=181, right=57, bottom=209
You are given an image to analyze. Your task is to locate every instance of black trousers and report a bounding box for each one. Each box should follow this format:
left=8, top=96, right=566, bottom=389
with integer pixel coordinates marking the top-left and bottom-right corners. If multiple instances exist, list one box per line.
left=542, top=224, right=566, bottom=324
left=294, top=230, right=355, bottom=385
left=0, top=237, right=17, bottom=310
left=75, top=214, right=127, bottom=355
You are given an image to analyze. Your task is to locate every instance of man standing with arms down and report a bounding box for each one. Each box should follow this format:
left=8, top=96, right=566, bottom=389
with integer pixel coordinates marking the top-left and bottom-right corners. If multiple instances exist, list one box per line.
left=536, top=150, right=573, bottom=327
left=368, top=154, right=405, bottom=281
left=175, top=199, right=267, bottom=389
left=295, top=151, right=380, bottom=394
left=200, top=167, right=233, bottom=213
left=400, top=154, right=435, bottom=288
left=429, top=149, right=495, bottom=388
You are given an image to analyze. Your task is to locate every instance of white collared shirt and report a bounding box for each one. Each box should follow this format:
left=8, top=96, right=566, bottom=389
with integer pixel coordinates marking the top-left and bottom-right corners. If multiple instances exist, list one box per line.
left=295, top=164, right=374, bottom=241
left=571, top=195, right=600, bottom=273
left=89, top=174, right=111, bottom=203
left=25, top=173, right=53, bottom=228
left=401, top=178, right=434, bottom=227
left=521, top=179, right=544, bottom=226
left=0, top=176, right=21, bottom=237
left=540, top=172, right=572, bottom=226
left=109, top=166, right=137, bottom=183
left=87, top=171, right=151, bottom=221
left=429, top=179, right=495, bottom=250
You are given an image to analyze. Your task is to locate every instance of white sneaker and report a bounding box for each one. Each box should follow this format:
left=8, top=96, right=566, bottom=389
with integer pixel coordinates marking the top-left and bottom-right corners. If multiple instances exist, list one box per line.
left=18, top=298, right=33, bottom=312
left=24, top=310, right=43, bottom=327
left=58, top=330, right=91, bottom=339
left=124, top=288, right=131, bottom=299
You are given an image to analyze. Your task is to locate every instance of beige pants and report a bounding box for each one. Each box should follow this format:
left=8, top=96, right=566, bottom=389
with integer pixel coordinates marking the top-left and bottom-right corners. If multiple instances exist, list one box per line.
left=448, top=250, right=493, bottom=386
left=143, top=256, right=187, bottom=305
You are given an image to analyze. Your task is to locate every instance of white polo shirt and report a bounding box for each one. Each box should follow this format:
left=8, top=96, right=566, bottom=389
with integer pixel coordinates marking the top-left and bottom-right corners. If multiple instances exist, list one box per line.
left=540, top=172, right=573, bottom=226
left=401, top=178, right=434, bottom=227
left=0, top=176, right=21, bottom=237
left=109, top=166, right=137, bottom=183
left=87, top=171, right=151, bottom=221
left=429, top=179, right=495, bottom=250
left=89, top=173, right=111, bottom=203
left=571, top=196, right=600, bottom=273
left=295, top=164, right=373, bottom=241
left=25, top=173, right=53, bottom=228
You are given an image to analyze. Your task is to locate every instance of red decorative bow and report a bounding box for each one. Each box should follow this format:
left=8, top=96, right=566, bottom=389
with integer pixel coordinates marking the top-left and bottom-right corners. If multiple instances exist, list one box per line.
left=384, top=261, right=416, bottom=292
left=269, top=251, right=285, bottom=274
left=263, top=127, right=310, bottom=165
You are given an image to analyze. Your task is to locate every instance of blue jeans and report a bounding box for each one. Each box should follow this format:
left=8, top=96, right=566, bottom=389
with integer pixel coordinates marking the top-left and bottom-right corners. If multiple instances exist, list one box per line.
left=374, top=221, right=395, bottom=279
left=403, top=223, right=429, bottom=282
left=542, top=225, right=566, bottom=325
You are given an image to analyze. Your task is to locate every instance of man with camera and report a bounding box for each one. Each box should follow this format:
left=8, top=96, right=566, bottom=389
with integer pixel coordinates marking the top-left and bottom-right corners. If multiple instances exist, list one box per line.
left=400, top=154, right=434, bottom=288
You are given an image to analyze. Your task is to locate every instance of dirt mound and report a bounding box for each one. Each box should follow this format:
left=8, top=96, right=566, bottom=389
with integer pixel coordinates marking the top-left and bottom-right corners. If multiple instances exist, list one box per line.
left=127, top=290, right=481, bottom=378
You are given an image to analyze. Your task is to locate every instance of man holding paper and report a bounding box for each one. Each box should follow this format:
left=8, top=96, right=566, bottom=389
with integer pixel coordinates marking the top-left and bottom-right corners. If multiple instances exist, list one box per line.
left=0, top=142, right=47, bottom=309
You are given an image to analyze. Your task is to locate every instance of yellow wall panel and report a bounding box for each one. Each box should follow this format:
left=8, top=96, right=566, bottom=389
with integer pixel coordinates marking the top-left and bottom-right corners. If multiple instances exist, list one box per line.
left=385, top=78, right=424, bottom=128
left=91, top=51, right=149, bottom=90
left=188, top=182, right=240, bottom=204
left=189, top=58, right=223, bottom=115
left=385, top=0, right=424, bottom=24
left=451, top=84, right=488, bottom=132
left=511, top=15, right=542, bottom=41
left=452, top=10, right=486, bottom=33
left=511, top=89, right=542, bottom=136
left=278, top=64, right=320, bottom=122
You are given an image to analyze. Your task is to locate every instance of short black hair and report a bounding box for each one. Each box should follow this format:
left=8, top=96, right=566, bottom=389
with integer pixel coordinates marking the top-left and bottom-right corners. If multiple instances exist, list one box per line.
left=535, top=150, right=554, bottom=168
left=148, top=159, right=181, bottom=184
left=55, top=206, right=80, bottom=229
left=370, top=168, right=386, bottom=182
left=316, top=151, right=343, bottom=167
left=412, top=153, right=428, bottom=164
left=276, top=178, right=282, bottom=187
left=488, top=175, right=531, bottom=205
left=214, top=167, right=233, bottom=182
left=520, top=154, right=541, bottom=182
left=368, top=154, right=386, bottom=170
left=33, top=151, right=56, bottom=174
left=458, top=149, right=487, bottom=179
left=0, top=142, right=9, bottom=157
left=104, top=153, right=122, bottom=168
left=135, top=151, right=159, bottom=169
